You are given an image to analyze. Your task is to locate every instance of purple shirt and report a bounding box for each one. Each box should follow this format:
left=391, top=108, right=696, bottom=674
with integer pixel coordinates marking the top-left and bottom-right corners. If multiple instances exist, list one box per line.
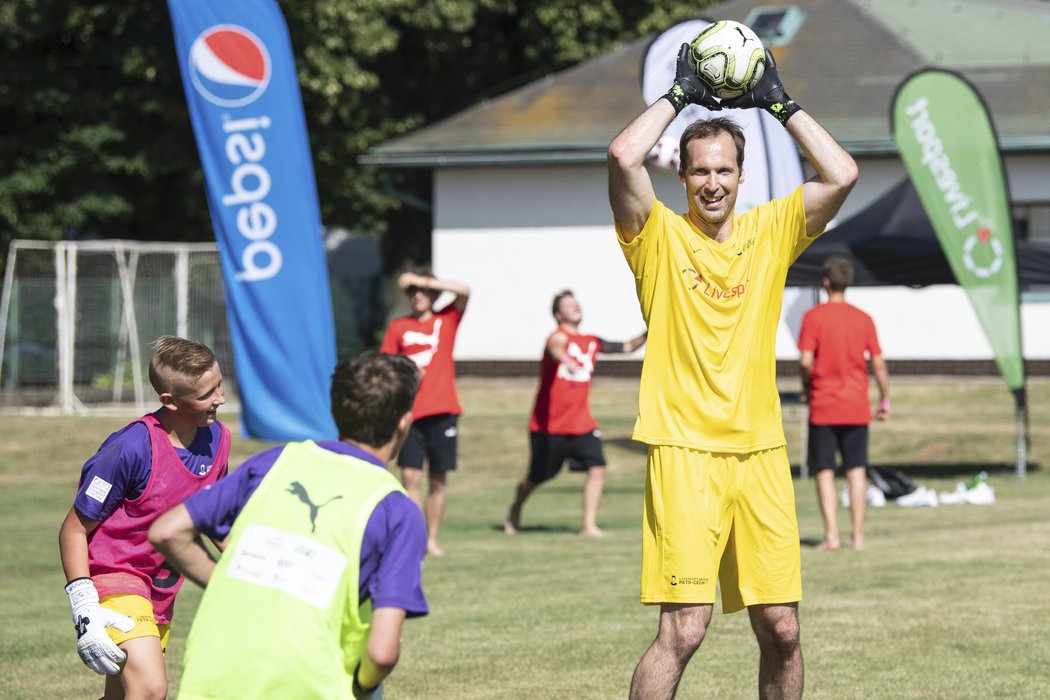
left=185, top=440, right=428, bottom=617
left=74, top=416, right=224, bottom=522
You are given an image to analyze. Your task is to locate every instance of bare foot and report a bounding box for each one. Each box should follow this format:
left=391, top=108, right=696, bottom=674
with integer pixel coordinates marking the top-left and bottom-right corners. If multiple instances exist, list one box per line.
left=816, top=540, right=841, bottom=551
left=427, top=541, right=445, bottom=557
left=504, top=506, right=520, bottom=535
left=579, top=527, right=608, bottom=538
left=852, top=539, right=865, bottom=551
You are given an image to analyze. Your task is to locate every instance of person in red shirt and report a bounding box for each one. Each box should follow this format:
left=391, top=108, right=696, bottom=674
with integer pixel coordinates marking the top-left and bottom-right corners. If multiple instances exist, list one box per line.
left=504, top=290, right=646, bottom=537
left=380, top=269, right=470, bottom=556
left=798, top=255, right=890, bottom=551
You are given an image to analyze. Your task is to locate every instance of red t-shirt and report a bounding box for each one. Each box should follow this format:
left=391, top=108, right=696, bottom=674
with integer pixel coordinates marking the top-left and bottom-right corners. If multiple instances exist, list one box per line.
left=798, top=301, right=882, bottom=425
left=528, top=328, right=600, bottom=435
left=380, top=305, right=463, bottom=419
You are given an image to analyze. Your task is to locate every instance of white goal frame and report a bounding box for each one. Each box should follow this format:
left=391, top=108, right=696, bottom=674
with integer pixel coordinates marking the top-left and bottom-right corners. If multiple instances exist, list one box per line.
left=0, top=239, right=227, bottom=414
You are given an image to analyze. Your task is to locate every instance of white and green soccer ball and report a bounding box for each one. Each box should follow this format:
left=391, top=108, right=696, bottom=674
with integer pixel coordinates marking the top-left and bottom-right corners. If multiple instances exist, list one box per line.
left=689, top=20, right=766, bottom=99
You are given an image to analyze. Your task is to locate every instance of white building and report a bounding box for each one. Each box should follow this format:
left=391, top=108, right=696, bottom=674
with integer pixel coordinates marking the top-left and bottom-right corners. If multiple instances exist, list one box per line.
left=364, top=0, right=1050, bottom=369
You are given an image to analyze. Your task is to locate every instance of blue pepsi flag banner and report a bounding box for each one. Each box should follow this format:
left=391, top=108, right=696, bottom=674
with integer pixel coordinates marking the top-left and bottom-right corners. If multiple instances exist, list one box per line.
left=168, top=0, right=337, bottom=440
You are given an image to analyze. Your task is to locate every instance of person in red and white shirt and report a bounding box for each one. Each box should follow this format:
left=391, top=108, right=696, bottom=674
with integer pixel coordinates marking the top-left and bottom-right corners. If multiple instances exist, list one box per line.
left=381, top=269, right=470, bottom=557
left=798, top=255, right=890, bottom=551
left=504, top=290, right=646, bottom=537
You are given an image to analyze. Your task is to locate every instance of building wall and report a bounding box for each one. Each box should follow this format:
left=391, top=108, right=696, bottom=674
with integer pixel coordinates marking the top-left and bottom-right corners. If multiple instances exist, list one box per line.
left=433, top=158, right=1050, bottom=362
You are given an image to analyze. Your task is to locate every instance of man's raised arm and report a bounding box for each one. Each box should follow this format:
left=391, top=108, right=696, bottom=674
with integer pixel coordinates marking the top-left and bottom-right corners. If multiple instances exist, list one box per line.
left=609, top=43, right=721, bottom=243
left=788, top=111, right=858, bottom=237
left=721, top=49, right=858, bottom=236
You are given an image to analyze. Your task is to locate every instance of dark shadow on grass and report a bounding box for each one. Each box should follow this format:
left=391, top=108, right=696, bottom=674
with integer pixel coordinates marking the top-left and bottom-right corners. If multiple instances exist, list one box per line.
left=791, top=462, right=1040, bottom=480
left=490, top=524, right=578, bottom=535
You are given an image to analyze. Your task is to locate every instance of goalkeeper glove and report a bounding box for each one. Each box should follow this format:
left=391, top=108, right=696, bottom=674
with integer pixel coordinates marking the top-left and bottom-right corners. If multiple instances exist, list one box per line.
left=663, top=43, right=721, bottom=115
left=65, top=577, right=135, bottom=675
left=720, top=49, right=801, bottom=125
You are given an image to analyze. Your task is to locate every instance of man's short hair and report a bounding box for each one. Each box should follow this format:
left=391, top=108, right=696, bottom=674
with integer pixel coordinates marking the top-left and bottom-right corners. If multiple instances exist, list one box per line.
left=148, top=336, right=219, bottom=395
left=822, top=255, right=855, bottom=292
left=679, top=117, right=747, bottom=172
left=331, top=352, right=420, bottom=447
left=551, top=289, right=574, bottom=317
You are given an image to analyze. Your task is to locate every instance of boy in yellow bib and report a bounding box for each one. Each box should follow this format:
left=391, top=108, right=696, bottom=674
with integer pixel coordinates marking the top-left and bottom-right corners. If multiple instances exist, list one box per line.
left=608, top=45, right=857, bottom=699
left=150, top=352, right=427, bottom=699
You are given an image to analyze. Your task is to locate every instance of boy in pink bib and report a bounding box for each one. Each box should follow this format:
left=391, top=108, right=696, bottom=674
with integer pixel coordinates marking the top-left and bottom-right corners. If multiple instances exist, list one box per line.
left=59, top=336, right=230, bottom=699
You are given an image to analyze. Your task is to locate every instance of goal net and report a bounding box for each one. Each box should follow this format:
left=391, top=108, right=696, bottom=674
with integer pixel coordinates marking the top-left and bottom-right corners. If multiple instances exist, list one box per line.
left=0, top=240, right=236, bottom=412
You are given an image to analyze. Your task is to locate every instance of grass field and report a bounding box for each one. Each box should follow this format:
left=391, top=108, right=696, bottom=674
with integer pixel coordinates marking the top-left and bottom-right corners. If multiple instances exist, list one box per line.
left=2, top=376, right=1049, bottom=698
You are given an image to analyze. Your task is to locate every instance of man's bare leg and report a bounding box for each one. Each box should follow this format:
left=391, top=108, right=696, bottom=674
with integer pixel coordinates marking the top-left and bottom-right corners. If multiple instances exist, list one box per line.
left=425, top=470, right=447, bottom=556
left=814, top=469, right=841, bottom=550
left=749, top=603, right=804, bottom=700
left=629, top=603, right=712, bottom=700
left=580, top=465, right=607, bottom=537
left=845, top=465, right=867, bottom=550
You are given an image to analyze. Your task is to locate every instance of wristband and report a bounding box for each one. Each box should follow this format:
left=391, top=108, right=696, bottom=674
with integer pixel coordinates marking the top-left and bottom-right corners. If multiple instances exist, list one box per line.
left=879, top=399, right=891, bottom=410
left=768, top=99, right=801, bottom=125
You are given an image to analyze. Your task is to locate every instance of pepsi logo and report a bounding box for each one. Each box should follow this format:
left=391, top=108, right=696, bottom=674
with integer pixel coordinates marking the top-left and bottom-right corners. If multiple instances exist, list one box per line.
left=189, top=25, right=271, bottom=108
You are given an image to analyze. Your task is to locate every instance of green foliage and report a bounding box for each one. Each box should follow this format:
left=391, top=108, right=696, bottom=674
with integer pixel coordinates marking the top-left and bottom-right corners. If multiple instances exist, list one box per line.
left=0, top=0, right=207, bottom=253
left=0, top=0, right=713, bottom=270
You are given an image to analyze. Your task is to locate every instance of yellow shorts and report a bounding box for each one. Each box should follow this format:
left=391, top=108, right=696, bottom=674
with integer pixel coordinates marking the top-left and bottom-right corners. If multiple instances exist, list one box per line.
left=100, top=594, right=171, bottom=652
left=640, top=445, right=801, bottom=613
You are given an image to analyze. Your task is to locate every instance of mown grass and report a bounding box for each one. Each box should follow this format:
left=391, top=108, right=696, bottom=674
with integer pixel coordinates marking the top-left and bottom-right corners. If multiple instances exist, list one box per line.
left=1, top=376, right=1047, bottom=698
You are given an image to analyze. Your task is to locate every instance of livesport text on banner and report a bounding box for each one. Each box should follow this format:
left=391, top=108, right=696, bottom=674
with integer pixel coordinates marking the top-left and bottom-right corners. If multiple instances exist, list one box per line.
left=891, top=69, right=1024, bottom=392
left=167, top=0, right=338, bottom=440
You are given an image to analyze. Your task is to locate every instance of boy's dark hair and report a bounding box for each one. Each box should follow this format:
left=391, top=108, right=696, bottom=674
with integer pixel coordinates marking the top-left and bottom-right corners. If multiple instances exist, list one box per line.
left=822, top=255, right=855, bottom=292
left=679, top=117, right=747, bottom=172
left=551, top=289, right=574, bottom=317
left=148, top=336, right=219, bottom=395
left=331, top=352, right=420, bottom=447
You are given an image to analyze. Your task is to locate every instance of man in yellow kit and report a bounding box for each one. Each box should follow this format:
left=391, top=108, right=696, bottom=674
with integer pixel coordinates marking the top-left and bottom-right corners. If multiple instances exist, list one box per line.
left=607, top=44, right=857, bottom=699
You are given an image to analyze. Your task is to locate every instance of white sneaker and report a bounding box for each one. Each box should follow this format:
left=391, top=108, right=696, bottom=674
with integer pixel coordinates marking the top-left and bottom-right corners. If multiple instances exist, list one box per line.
left=964, top=481, right=996, bottom=505
left=841, top=485, right=850, bottom=507
left=896, top=485, right=938, bottom=507
left=938, top=483, right=968, bottom=505
left=867, top=485, right=886, bottom=507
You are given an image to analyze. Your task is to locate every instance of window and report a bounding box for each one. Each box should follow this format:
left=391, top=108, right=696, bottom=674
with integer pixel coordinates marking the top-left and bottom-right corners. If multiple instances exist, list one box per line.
left=1013, top=204, right=1050, bottom=242
left=744, top=6, right=806, bottom=47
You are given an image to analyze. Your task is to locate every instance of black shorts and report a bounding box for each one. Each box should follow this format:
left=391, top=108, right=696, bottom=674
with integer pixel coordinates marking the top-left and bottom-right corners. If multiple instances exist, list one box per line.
left=398, top=414, right=458, bottom=472
left=527, top=430, right=606, bottom=485
left=808, top=424, right=868, bottom=472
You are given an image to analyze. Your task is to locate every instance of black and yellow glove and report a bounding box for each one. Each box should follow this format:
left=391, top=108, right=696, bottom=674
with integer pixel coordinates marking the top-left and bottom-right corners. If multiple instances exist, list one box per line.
left=720, top=49, right=801, bottom=125
left=663, top=43, right=722, bottom=115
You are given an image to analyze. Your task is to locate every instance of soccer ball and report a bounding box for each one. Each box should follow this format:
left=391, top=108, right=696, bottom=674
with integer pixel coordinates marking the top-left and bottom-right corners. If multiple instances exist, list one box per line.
left=689, top=20, right=766, bottom=99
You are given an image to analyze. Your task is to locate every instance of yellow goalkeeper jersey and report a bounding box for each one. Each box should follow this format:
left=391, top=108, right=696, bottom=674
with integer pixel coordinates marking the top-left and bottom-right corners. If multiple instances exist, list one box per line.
left=617, top=187, right=818, bottom=453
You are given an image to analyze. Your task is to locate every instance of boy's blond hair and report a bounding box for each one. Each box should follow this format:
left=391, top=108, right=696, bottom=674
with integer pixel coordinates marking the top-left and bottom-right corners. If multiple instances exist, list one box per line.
left=148, top=336, right=219, bottom=395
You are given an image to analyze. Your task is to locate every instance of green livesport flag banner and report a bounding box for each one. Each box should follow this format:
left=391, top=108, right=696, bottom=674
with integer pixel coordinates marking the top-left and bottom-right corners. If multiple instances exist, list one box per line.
left=891, top=68, right=1028, bottom=477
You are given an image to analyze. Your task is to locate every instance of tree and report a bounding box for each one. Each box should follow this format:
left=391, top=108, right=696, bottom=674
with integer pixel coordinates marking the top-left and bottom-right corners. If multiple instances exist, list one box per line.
left=0, top=1, right=714, bottom=271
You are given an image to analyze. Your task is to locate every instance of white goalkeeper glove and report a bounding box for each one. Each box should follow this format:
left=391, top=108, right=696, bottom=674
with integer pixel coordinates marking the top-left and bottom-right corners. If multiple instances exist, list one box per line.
left=65, top=577, right=135, bottom=675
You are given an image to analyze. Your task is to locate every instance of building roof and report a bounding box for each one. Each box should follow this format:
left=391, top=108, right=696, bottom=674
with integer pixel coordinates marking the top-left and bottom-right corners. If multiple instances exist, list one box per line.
left=364, top=0, right=1050, bottom=166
